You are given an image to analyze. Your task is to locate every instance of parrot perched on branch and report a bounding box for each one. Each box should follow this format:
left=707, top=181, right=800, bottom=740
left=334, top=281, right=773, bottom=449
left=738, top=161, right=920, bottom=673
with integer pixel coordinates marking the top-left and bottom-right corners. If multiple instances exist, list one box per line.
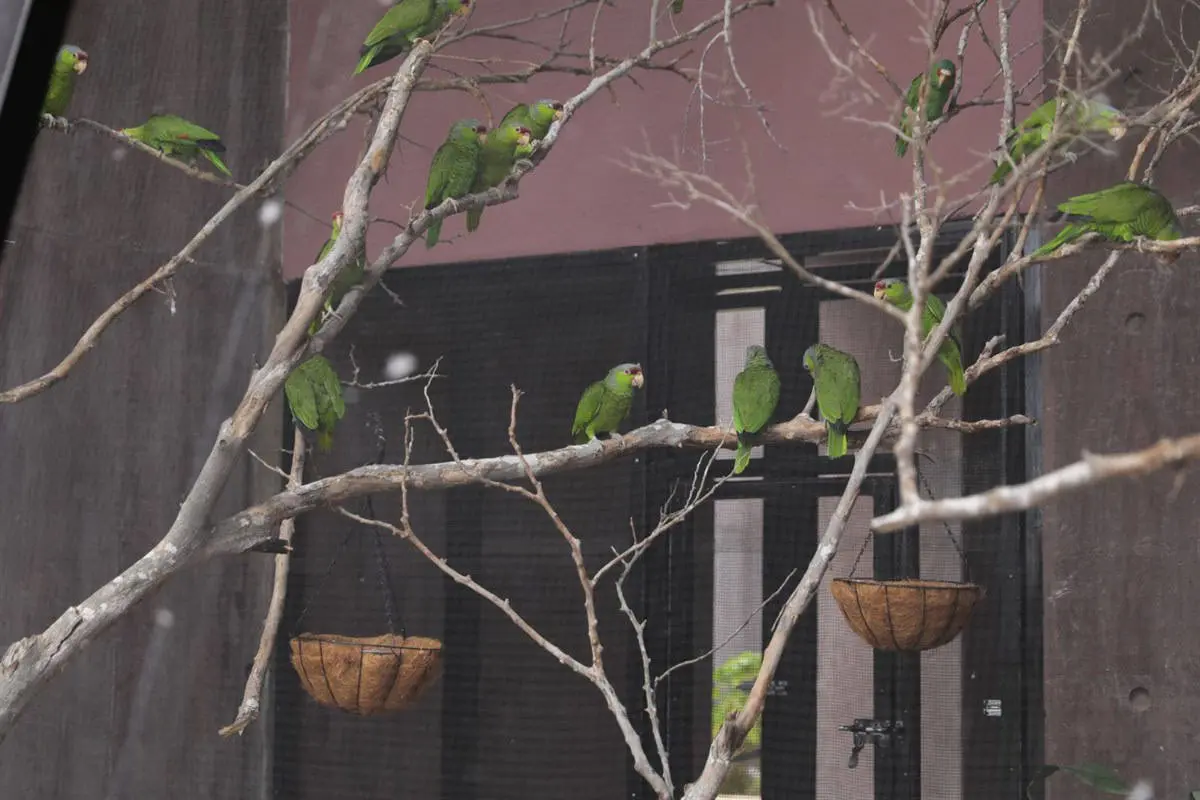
left=874, top=278, right=967, bottom=397
left=424, top=118, right=487, bottom=248
left=354, top=0, right=472, bottom=75
left=308, top=211, right=367, bottom=336
left=119, top=114, right=232, bottom=176
left=572, top=363, right=644, bottom=444
left=41, top=45, right=87, bottom=117
left=285, top=355, right=346, bottom=452
left=499, top=99, right=564, bottom=142
left=1031, top=181, right=1183, bottom=264
left=802, top=344, right=861, bottom=459
left=465, top=121, right=533, bottom=233
left=989, top=94, right=1127, bottom=184
left=895, top=58, right=956, bottom=157
left=730, top=345, right=780, bottom=474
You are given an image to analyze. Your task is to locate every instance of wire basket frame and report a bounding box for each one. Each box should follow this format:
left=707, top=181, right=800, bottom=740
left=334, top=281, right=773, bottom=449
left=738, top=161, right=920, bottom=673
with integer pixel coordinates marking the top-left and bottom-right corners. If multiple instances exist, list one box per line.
left=829, top=578, right=983, bottom=653
left=289, top=632, right=444, bottom=715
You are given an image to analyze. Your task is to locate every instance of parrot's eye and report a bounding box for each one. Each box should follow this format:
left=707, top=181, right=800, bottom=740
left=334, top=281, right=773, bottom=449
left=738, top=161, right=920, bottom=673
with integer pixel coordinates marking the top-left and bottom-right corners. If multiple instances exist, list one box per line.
left=875, top=281, right=886, bottom=291
left=475, top=125, right=487, bottom=134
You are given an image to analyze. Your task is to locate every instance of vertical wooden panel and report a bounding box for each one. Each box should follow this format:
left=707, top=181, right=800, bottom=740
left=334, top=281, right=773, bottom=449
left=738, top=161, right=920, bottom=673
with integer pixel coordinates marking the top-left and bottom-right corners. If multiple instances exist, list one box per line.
left=0, top=0, right=286, bottom=795
left=1040, top=0, right=1200, bottom=795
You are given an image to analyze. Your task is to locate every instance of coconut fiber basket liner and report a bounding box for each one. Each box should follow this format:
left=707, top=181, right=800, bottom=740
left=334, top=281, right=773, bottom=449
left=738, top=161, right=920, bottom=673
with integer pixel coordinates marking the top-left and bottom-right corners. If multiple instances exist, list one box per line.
left=290, top=632, right=443, bottom=715
left=829, top=578, right=984, bottom=653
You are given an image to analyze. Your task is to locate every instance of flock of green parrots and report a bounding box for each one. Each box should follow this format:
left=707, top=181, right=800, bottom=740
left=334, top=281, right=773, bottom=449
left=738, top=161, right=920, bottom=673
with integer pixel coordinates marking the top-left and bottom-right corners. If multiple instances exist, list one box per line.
left=568, top=275, right=962, bottom=474
left=37, top=18, right=1187, bottom=460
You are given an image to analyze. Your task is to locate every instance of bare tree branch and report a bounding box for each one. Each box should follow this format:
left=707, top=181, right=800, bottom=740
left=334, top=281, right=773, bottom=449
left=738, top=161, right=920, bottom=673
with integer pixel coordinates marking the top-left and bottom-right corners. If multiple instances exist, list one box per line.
left=218, top=427, right=307, bottom=737
left=873, top=431, right=1200, bottom=531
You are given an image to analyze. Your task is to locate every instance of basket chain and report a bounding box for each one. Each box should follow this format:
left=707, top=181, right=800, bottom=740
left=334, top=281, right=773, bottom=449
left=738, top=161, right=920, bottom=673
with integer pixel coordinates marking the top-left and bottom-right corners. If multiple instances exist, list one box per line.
left=846, top=462, right=972, bottom=581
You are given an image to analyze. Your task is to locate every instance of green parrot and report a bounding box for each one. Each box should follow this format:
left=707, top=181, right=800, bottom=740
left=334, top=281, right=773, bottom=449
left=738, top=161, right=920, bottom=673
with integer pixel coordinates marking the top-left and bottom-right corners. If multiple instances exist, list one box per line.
left=119, top=114, right=232, bottom=176
left=874, top=278, right=967, bottom=397
left=1032, top=181, right=1183, bottom=264
left=895, top=58, right=956, bottom=157
left=571, top=363, right=645, bottom=444
left=284, top=355, right=346, bottom=452
left=990, top=94, right=1127, bottom=184
left=465, top=121, right=533, bottom=233
left=308, top=210, right=367, bottom=336
left=498, top=99, right=564, bottom=142
left=41, top=45, right=88, bottom=117
left=354, top=0, right=472, bottom=75
left=802, top=344, right=861, bottom=459
left=730, top=345, right=781, bottom=474
left=424, top=118, right=488, bottom=248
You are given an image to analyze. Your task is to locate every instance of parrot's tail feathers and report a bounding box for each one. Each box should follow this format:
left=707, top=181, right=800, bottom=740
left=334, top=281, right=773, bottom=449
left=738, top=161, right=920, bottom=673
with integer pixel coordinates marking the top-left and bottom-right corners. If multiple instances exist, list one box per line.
left=988, top=160, right=1011, bottom=185
left=316, top=430, right=334, bottom=453
left=894, top=136, right=909, bottom=157
left=826, top=423, right=848, bottom=460
left=1032, top=224, right=1083, bottom=257
left=466, top=206, right=482, bottom=233
left=425, top=219, right=442, bottom=249
left=949, top=366, right=967, bottom=397
left=354, top=49, right=376, bottom=76
left=204, top=150, right=232, bottom=177
left=733, top=443, right=752, bottom=475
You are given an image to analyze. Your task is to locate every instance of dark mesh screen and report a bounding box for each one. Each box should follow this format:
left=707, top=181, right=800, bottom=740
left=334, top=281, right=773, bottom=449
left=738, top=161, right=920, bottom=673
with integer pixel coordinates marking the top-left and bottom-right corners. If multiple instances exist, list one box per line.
left=272, top=226, right=1031, bottom=800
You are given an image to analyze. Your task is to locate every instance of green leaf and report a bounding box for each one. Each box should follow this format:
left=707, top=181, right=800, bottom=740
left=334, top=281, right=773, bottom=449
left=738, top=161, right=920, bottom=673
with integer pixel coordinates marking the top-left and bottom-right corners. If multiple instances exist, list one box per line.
left=1028, top=762, right=1129, bottom=799
left=1058, top=763, right=1130, bottom=795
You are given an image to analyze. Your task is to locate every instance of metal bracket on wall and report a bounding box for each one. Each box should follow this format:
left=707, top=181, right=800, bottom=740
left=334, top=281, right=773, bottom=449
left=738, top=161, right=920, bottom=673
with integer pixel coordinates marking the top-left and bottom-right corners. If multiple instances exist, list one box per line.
left=839, top=718, right=906, bottom=769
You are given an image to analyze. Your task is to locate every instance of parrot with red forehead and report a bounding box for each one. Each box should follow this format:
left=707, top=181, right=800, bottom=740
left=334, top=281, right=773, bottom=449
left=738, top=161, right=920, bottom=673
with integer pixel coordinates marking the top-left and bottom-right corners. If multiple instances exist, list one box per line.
left=874, top=278, right=966, bottom=396
left=354, top=0, right=472, bottom=75
left=308, top=210, right=367, bottom=336
left=119, top=114, right=232, bottom=176
left=498, top=99, right=564, bottom=142
left=895, top=58, right=956, bottom=157
left=465, top=120, right=532, bottom=233
left=424, top=118, right=488, bottom=248
left=572, top=363, right=645, bottom=444
left=42, top=45, right=87, bottom=117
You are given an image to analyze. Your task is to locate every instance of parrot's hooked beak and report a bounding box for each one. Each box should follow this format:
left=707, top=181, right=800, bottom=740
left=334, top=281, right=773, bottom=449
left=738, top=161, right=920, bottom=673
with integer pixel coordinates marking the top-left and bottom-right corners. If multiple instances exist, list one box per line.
left=1109, top=118, right=1129, bottom=141
left=631, top=371, right=644, bottom=388
left=937, top=68, right=952, bottom=86
left=74, top=55, right=88, bottom=74
left=872, top=283, right=887, bottom=300
left=517, top=129, right=532, bottom=148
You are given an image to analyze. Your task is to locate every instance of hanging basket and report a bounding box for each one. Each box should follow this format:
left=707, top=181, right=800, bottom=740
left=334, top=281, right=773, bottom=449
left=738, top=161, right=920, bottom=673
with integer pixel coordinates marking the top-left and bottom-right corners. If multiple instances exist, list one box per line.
left=830, top=578, right=983, bottom=653
left=289, top=632, right=443, bottom=715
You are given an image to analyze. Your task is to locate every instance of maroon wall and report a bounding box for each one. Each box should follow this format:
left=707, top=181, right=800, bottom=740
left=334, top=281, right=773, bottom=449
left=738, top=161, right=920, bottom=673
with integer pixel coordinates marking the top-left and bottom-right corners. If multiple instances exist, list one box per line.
left=284, top=0, right=1043, bottom=277
left=1039, top=0, right=1200, bottom=795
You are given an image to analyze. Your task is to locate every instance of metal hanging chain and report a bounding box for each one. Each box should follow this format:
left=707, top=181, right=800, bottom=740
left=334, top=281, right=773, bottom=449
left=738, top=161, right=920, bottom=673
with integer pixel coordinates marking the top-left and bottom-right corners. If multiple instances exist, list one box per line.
left=916, top=466, right=973, bottom=582
left=364, top=412, right=403, bottom=637
left=291, top=525, right=356, bottom=635
left=847, top=519, right=874, bottom=579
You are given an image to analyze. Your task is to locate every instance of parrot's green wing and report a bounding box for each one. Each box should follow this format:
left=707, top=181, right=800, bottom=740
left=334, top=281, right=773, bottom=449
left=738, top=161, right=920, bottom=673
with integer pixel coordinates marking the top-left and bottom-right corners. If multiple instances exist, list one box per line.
left=814, top=351, right=861, bottom=459
left=731, top=363, right=781, bottom=474
left=921, top=293, right=966, bottom=396
left=895, top=73, right=925, bottom=157
left=285, top=355, right=346, bottom=452
left=284, top=370, right=320, bottom=430
left=572, top=381, right=606, bottom=444
left=355, top=0, right=436, bottom=74
left=424, top=134, right=482, bottom=247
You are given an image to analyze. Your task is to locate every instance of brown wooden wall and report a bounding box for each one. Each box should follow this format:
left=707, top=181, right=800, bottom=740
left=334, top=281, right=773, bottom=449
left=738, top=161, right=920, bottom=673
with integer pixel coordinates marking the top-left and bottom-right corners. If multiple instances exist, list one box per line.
left=1040, top=0, right=1200, bottom=794
left=0, top=0, right=287, bottom=796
